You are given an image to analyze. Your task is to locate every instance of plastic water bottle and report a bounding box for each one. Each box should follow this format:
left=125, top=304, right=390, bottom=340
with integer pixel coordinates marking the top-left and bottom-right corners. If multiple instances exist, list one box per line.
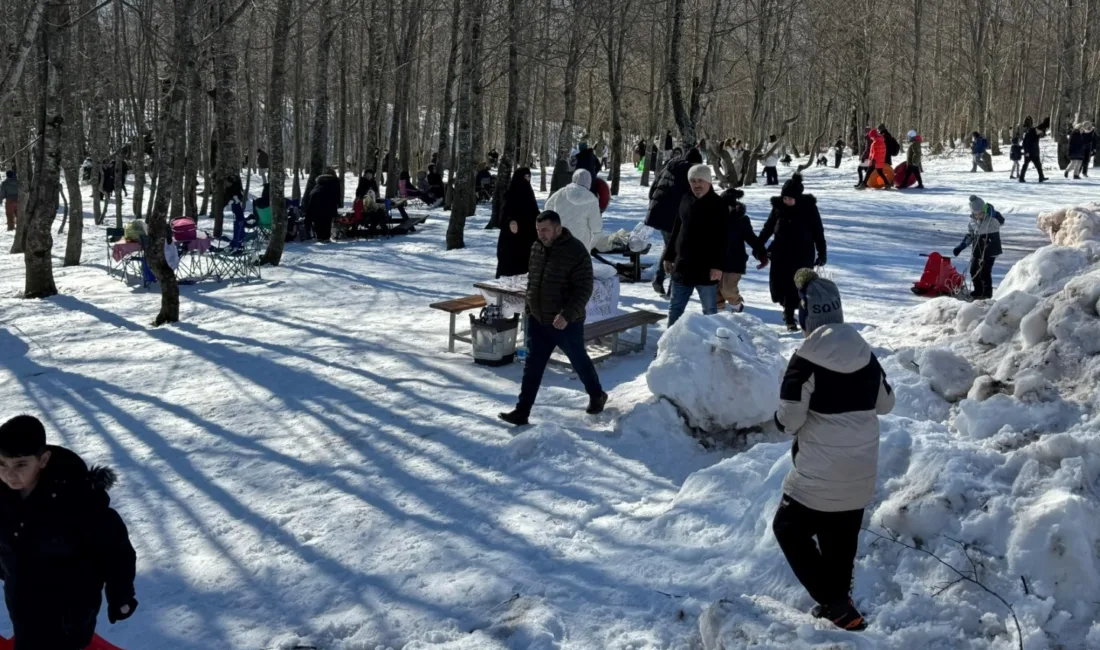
left=516, top=347, right=527, bottom=363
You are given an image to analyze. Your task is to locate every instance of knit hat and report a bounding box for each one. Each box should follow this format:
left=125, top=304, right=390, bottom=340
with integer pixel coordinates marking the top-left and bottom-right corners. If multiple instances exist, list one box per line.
left=0, top=415, right=47, bottom=458
left=877, top=123, right=887, bottom=133
left=794, top=269, right=844, bottom=333
left=687, top=164, right=712, bottom=183
left=571, top=168, right=592, bottom=189
left=907, top=129, right=917, bottom=140
left=969, top=195, right=985, bottom=213
left=781, top=174, right=804, bottom=198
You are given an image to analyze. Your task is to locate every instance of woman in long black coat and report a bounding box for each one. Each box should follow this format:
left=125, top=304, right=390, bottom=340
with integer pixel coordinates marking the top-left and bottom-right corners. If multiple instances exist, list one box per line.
left=495, top=167, right=540, bottom=277
left=307, top=167, right=342, bottom=242
left=758, top=175, right=827, bottom=330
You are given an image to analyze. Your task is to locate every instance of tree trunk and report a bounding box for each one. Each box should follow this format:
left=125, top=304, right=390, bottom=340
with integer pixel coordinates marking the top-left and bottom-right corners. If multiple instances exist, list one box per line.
left=553, top=15, right=583, bottom=176
left=435, top=0, right=462, bottom=172
left=261, top=0, right=293, bottom=265
left=447, top=0, right=484, bottom=250
left=302, top=0, right=336, bottom=209
left=22, top=5, right=65, bottom=298
left=62, top=1, right=86, bottom=268
left=488, top=0, right=522, bottom=230
left=210, top=0, right=241, bottom=237
left=0, top=0, right=48, bottom=109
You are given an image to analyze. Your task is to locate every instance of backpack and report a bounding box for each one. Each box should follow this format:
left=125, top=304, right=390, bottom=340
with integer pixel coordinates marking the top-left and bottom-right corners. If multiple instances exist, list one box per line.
left=885, top=133, right=901, bottom=158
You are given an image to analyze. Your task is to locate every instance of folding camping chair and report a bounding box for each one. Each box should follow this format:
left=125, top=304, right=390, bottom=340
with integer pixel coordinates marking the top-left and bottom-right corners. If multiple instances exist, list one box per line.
left=209, top=212, right=262, bottom=282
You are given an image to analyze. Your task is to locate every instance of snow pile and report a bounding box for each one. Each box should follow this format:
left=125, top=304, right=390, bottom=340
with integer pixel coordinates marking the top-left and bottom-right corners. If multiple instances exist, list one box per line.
left=915, top=347, right=975, bottom=401
left=505, top=423, right=580, bottom=462
left=1036, top=202, right=1100, bottom=247
left=646, top=312, right=786, bottom=432
left=994, top=245, right=1092, bottom=299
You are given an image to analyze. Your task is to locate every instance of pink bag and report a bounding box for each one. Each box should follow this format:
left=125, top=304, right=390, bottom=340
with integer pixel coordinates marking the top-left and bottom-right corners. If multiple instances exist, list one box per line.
left=171, top=218, right=197, bottom=241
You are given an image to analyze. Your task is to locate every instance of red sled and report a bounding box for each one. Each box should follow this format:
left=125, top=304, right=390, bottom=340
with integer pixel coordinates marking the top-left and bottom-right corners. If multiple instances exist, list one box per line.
left=593, top=177, right=611, bottom=213
left=911, top=252, right=965, bottom=297
left=893, top=162, right=918, bottom=188
left=0, top=634, right=125, bottom=650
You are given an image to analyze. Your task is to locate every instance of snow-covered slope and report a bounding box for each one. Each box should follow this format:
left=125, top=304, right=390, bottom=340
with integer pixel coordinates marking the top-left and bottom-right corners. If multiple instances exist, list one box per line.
left=0, top=144, right=1098, bottom=649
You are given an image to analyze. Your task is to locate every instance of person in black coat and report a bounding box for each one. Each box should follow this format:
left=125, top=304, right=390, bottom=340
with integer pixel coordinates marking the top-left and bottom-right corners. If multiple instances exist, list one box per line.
left=833, top=138, right=844, bottom=168
left=307, top=167, right=342, bottom=242
left=496, top=167, right=540, bottom=278
left=426, top=164, right=445, bottom=200
left=574, top=143, right=602, bottom=186
left=717, top=188, right=767, bottom=312
left=0, top=415, right=137, bottom=650
left=878, top=124, right=899, bottom=166
left=355, top=169, right=380, bottom=200
left=1066, top=124, right=1089, bottom=179
left=646, top=148, right=703, bottom=297
left=758, top=174, right=827, bottom=331
left=662, top=164, right=729, bottom=327
left=257, top=148, right=270, bottom=182
left=1009, top=136, right=1023, bottom=179
left=1019, top=115, right=1048, bottom=183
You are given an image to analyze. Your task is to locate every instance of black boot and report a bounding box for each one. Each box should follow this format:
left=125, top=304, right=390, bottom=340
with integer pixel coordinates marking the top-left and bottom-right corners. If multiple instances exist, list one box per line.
left=822, top=600, right=867, bottom=631
left=498, top=408, right=530, bottom=426
left=586, top=392, right=608, bottom=415
left=652, top=278, right=667, bottom=298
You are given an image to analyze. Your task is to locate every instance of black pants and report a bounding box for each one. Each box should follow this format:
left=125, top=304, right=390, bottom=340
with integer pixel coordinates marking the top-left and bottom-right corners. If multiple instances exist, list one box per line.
left=772, top=494, right=864, bottom=607
left=970, top=255, right=995, bottom=299
left=1020, top=156, right=1045, bottom=181
left=764, top=166, right=779, bottom=185
left=859, top=166, right=890, bottom=187
left=902, top=166, right=923, bottom=187
left=654, top=230, right=672, bottom=284
left=517, top=316, right=603, bottom=412
left=834, top=153, right=842, bottom=168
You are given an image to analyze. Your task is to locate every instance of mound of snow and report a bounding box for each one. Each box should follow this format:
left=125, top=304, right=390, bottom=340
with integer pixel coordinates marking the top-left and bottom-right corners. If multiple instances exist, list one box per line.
left=1037, top=202, right=1100, bottom=247
left=994, top=245, right=1090, bottom=300
left=880, top=353, right=952, bottom=422
left=954, top=393, right=1081, bottom=439
left=915, top=348, right=975, bottom=401
left=505, top=423, right=579, bottom=461
left=1047, top=271, right=1100, bottom=354
left=973, top=290, right=1040, bottom=346
left=647, top=312, right=786, bottom=432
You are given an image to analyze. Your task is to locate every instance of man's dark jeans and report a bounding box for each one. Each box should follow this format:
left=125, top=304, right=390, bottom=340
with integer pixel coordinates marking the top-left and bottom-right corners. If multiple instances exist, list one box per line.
left=518, top=316, right=603, bottom=411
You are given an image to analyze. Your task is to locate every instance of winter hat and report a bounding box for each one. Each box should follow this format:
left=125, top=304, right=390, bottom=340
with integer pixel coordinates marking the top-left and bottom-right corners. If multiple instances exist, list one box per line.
left=720, top=188, right=745, bottom=204
left=794, top=269, right=844, bottom=334
left=969, top=195, right=985, bottom=213
left=1083, top=121, right=1095, bottom=133
left=687, top=164, right=712, bottom=183
left=686, top=147, right=703, bottom=164
left=907, top=129, right=917, bottom=140
left=781, top=174, right=804, bottom=198
left=579, top=141, right=589, bottom=151
left=1023, top=116, right=1034, bottom=128
left=877, top=123, right=887, bottom=133
left=0, top=415, right=47, bottom=458
left=571, top=168, right=592, bottom=189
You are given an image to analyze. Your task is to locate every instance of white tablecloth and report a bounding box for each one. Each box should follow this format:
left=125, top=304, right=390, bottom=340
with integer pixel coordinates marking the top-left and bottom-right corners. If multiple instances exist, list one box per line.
left=480, top=263, right=621, bottom=322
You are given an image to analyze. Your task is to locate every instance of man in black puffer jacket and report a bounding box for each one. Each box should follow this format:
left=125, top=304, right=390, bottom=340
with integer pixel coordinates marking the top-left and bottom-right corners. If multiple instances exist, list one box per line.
left=0, top=415, right=137, bottom=650
left=646, top=147, right=704, bottom=297
left=1019, top=115, right=1048, bottom=183
left=499, top=211, right=606, bottom=426
left=662, top=164, right=728, bottom=327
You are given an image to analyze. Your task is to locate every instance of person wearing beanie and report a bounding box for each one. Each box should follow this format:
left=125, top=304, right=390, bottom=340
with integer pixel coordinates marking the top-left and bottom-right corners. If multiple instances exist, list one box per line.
left=716, top=188, right=767, bottom=312
left=0, top=415, right=138, bottom=649
left=772, top=270, right=894, bottom=632
left=953, top=195, right=1004, bottom=299
left=500, top=211, right=607, bottom=425
left=543, top=168, right=603, bottom=251
left=661, top=163, right=729, bottom=327
left=900, top=132, right=924, bottom=189
left=645, top=147, right=705, bottom=297
left=1, top=171, right=19, bottom=232
left=1067, top=123, right=1088, bottom=180
left=759, top=174, right=827, bottom=331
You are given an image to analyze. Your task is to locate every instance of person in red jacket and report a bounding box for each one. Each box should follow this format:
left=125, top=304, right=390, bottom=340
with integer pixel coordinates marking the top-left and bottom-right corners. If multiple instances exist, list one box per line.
left=856, top=128, right=892, bottom=190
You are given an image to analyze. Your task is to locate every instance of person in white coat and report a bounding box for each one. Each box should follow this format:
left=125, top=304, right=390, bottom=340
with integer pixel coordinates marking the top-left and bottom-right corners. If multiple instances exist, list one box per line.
left=544, top=169, right=604, bottom=252
left=761, top=134, right=781, bottom=185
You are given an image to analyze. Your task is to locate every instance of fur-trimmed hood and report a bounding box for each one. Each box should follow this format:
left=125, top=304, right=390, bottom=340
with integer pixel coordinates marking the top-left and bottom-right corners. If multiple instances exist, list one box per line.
left=44, top=445, right=118, bottom=495
left=770, top=193, right=817, bottom=209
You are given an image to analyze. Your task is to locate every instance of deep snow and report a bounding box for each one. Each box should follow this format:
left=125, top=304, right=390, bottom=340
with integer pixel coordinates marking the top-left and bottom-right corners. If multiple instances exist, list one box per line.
left=0, top=144, right=1098, bottom=649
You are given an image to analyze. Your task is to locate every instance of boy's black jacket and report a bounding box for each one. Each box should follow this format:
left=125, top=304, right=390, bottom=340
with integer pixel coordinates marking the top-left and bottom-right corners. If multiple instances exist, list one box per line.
left=0, top=446, right=136, bottom=647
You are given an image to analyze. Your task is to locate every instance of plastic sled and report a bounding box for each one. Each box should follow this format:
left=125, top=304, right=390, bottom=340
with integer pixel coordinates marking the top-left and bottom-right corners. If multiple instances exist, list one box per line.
left=0, top=634, right=125, bottom=650
left=866, top=164, right=894, bottom=189
left=893, top=162, right=917, bottom=188
left=979, top=151, right=993, bottom=172
left=911, top=252, right=965, bottom=297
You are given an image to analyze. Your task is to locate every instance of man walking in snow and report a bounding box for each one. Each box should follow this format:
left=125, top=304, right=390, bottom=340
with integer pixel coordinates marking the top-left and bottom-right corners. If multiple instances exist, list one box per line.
left=1019, top=115, right=1048, bottom=183
left=499, top=211, right=607, bottom=426
left=772, top=270, right=895, bottom=632
left=646, top=148, right=704, bottom=297
left=661, top=164, right=728, bottom=327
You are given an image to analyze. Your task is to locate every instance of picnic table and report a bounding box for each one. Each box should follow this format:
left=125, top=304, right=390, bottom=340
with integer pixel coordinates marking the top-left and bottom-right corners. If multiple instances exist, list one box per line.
left=592, top=244, right=653, bottom=283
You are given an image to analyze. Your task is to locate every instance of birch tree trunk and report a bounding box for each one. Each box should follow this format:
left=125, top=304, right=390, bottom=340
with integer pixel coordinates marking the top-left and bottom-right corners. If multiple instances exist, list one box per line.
left=488, top=0, right=522, bottom=230
left=210, top=0, right=241, bottom=237
left=62, top=3, right=86, bottom=267
left=302, top=0, right=335, bottom=208
left=447, top=0, right=483, bottom=250
left=261, top=0, right=293, bottom=265
left=435, top=0, right=462, bottom=173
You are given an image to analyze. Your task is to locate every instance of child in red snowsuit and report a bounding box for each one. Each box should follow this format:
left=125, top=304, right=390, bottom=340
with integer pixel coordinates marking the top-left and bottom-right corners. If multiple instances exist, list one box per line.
left=857, top=129, right=891, bottom=189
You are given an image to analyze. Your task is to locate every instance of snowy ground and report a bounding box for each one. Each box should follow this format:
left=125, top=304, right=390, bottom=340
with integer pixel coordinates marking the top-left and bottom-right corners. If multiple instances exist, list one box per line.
left=0, top=145, right=1098, bottom=649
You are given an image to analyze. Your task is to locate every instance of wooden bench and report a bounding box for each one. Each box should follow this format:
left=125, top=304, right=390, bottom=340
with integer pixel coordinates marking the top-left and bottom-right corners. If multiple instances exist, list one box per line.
left=592, top=245, right=653, bottom=283
left=549, top=309, right=665, bottom=364
left=430, top=295, right=487, bottom=352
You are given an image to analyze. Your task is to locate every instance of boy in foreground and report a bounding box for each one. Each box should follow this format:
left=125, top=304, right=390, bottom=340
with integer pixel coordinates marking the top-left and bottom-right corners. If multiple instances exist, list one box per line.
left=0, top=415, right=137, bottom=649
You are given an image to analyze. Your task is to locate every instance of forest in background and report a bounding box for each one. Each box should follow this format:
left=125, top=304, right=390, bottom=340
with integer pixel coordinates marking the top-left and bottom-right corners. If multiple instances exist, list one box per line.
left=1, top=0, right=1099, bottom=323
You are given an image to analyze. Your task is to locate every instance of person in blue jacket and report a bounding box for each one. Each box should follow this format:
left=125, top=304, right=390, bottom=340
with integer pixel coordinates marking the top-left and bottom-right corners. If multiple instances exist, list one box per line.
left=970, top=132, right=989, bottom=172
left=953, top=195, right=1004, bottom=300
